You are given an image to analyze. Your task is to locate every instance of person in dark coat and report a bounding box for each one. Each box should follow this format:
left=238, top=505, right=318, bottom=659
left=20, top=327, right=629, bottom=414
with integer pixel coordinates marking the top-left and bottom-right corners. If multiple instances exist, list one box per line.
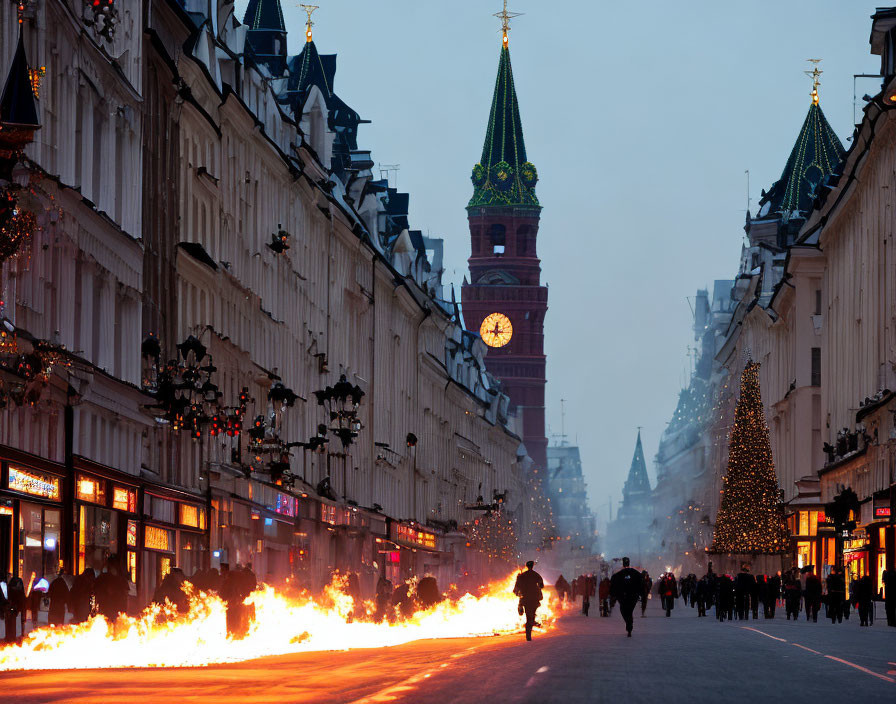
left=375, top=575, right=393, bottom=622
left=554, top=575, right=570, bottom=603
left=581, top=575, right=594, bottom=617
left=1, top=573, right=21, bottom=644
left=47, top=571, right=70, bottom=626
left=222, top=563, right=255, bottom=638
left=825, top=567, right=846, bottom=624
left=5, top=576, right=26, bottom=642
left=152, top=568, right=189, bottom=613
left=784, top=570, right=801, bottom=620
left=416, top=576, right=441, bottom=610
left=804, top=571, right=823, bottom=622
left=716, top=574, right=734, bottom=622
left=598, top=576, right=611, bottom=617
left=882, top=567, right=896, bottom=627
left=70, top=568, right=96, bottom=623
left=734, top=565, right=756, bottom=620
left=853, top=573, right=873, bottom=626
left=659, top=573, right=678, bottom=617
left=513, top=561, right=544, bottom=641
left=609, top=557, right=643, bottom=637
left=93, top=560, right=129, bottom=621
left=640, top=571, right=652, bottom=617
left=767, top=572, right=781, bottom=619
left=694, top=575, right=709, bottom=617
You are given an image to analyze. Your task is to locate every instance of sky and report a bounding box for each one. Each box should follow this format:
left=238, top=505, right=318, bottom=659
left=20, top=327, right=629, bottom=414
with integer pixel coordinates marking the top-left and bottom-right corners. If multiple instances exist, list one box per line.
left=235, top=0, right=881, bottom=526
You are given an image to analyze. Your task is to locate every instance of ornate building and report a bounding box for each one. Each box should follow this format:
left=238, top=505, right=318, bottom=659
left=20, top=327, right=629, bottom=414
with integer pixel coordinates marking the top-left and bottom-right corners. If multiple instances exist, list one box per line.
left=461, top=17, right=548, bottom=469
left=546, top=443, right=597, bottom=575
left=606, top=431, right=653, bottom=562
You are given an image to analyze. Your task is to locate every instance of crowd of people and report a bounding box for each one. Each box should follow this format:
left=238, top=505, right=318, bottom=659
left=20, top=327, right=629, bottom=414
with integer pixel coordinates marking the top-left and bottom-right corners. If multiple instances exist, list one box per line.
left=551, top=560, right=896, bottom=635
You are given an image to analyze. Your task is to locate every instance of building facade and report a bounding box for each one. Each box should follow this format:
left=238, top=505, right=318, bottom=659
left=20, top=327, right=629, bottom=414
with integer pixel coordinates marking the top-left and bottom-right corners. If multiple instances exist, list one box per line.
left=546, top=443, right=597, bottom=576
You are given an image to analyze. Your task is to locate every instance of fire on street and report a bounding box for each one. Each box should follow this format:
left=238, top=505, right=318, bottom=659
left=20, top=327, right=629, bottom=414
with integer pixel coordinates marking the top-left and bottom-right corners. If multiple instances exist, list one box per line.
left=1, top=599, right=893, bottom=704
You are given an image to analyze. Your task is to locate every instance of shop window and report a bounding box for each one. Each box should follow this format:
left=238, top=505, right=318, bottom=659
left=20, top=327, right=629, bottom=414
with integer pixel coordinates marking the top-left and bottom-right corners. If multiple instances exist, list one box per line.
left=811, top=348, right=821, bottom=387
left=126, top=520, right=137, bottom=548
left=78, top=505, right=118, bottom=574
left=77, top=475, right=106, bottom=504
left=9, top=466, right=61, bottom=501
left=19, top=505, right=60, bottom=580
left=808, top=510, right=819, bottom=537
left=112, top=486, right=137, bottom=513
left=144, top=525, right=174, bottom=552
left=180, top=504, right=199, bottom=528
left=798, top=511, right=809, bottom=536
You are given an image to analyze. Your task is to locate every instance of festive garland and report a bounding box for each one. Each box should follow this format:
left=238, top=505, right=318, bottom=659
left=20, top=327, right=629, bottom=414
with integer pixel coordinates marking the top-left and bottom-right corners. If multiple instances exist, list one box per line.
left=471, top=163, right=486, bottom=187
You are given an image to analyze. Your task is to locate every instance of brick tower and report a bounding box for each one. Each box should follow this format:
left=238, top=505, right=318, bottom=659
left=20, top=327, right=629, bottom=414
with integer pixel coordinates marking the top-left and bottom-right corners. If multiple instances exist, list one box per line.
left=462, top=17, right=548, bottom=469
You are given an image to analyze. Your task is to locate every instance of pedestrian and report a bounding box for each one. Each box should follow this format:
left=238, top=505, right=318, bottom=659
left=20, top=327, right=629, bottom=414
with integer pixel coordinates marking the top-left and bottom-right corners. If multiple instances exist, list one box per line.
left=825, top=567, right=845, bottom=624
left=734, top=564, right=756, bottom=621
left=512, top=560, right=544, bottom=641
left=784, top=570, right=801, bottom=620
left=1, top=572, right=20, bottom=644
left=767, top=572, right=781, bottom=619
left=152, top=567, right=189, bottom=613
left=598, top=576, right=611, bottom=617
left=416, top=575, right=441, bottom=610
left=640, top=570, right=652, bottom=617
left=47, top=570, right=70, bottom=626
left=804, top=570, right=822, bottom=622
left=716, top=574, right=734, bottom=622
left=756, top=574, right=768, bottom=618
left=659, top=572, right=677, bottom=617
left=5, top=576, right=25, bottom=642
left=375, top=574, right=393, bottom=622
left=69, top=568, right=96, bottom=623
left=609, top=556, right=643, bottom=637
left=694, top=575, right=709, bottom=617
left=554, top=575, right=570, bottom=602
left=93, top=558, right=129, bottom=622
left=882, top=566, right=896, bottom=627
left=853, top=572, right=873, bottom=626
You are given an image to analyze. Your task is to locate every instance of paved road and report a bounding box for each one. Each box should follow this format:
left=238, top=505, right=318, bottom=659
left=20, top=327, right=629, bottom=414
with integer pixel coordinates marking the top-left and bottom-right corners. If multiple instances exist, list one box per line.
left=2, top=599, right=894, bottom=703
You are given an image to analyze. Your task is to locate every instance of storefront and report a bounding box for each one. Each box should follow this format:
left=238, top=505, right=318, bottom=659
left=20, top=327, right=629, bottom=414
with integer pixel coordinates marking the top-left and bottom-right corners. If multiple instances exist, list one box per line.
left=73, top=459, right=140, bottom=590
left=388, top=520, right=440, bottom=583
left=1, top=457, right=65, bottom=584
left=141, top=488, right=208, bottom=603
left=787, top=508, right=836, bottom=576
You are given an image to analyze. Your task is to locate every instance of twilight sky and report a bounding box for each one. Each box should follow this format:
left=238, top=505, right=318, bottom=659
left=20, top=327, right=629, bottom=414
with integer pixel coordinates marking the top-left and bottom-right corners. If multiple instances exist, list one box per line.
left=234, top=0, right=881, bottom=527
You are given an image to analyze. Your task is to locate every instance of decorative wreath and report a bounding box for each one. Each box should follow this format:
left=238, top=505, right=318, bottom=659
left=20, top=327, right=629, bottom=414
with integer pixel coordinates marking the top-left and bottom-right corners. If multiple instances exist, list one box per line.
left=520, top=161, right=538, bottom=188
left=471, top=163, right=486, bottom=187
left=490, top=161, right=514, bottom=191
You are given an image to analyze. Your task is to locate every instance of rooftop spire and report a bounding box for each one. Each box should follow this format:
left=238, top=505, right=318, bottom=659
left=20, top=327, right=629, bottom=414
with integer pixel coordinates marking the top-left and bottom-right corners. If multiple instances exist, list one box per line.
left=301, top=3, right=319, bottom=43
left=622, top=430, right=652, bottom=502
left=469, top=4, right=539, bottom=210
left=805, top=58, right=822, bottom=106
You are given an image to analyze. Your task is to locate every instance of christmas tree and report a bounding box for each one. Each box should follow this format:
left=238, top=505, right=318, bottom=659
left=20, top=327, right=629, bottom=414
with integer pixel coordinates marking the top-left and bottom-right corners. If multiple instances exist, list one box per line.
left=526, top=468, right=557, bottom=551
left=711, top=361, right=789, bottom=554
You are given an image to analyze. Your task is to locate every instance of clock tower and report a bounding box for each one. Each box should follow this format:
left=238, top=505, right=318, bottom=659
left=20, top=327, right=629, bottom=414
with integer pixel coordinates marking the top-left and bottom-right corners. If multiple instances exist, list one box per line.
left=462, top=12, right=548, bottom=469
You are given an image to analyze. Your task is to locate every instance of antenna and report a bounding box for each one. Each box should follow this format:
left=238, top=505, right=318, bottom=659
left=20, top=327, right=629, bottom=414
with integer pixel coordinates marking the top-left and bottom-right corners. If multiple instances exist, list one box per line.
left=560, top=398, right=567, bottom=445
left=494, top=0, right=523, bottom=45
left=379, top=163, right=400, bottom=188
left=299, top=4, right=319, bottom=43
left=745, top=169, right=750, bottom=214
left=805, top=58, right=822, bottom=106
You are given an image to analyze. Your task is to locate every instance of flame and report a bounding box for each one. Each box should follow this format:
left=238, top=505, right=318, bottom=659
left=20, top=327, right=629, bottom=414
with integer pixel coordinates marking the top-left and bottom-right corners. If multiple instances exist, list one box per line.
left=0, top=574, right=561, bottom=671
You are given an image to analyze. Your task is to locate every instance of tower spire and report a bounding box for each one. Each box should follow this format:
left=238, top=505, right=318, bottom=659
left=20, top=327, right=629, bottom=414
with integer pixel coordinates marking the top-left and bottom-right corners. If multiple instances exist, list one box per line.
left=494, top=0, right=522, bottom=47
left=300, top=3, right=319, bottom=43
left=806, top=58, right=822, bottom=106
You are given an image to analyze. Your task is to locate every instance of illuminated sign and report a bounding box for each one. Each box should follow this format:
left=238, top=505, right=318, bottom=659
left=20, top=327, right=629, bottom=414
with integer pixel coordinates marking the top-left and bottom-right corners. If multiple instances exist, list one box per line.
left=77, top=474, right=106, bottom=504
left=144, top=525, right=173, bottom=552
left=180, top=504, right=199, bottom=528
left=390, top=523, right=436, bottom=550
left=113, top=486, right=137, bottom=513
left=0, top=505, right=12, bottom=517
left=8, top=466, right=60, bottom=500
left=874, top=506, right=891, bottom=518
left=275, top=493, right=297, bottom=517
left=321, top=504, right=337, bottom=525
left=126, top=520, right=138, bottom=547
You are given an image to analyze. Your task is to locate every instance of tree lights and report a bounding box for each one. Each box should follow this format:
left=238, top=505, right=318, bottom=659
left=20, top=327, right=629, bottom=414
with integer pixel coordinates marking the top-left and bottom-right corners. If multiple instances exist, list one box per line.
left=711, top=361, right=789, bottom=554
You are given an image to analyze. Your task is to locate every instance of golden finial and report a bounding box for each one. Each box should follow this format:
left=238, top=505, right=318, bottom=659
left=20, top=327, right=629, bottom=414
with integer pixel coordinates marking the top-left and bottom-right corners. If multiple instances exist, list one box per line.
left=300, top=4, right=319, bottom=43
left=806, top=59, right=822, bottom=106
left=494, top=0, right=523, bottom=47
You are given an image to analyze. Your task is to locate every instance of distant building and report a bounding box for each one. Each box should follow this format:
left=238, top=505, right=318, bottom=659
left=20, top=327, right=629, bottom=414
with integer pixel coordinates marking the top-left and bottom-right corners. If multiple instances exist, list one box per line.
left=606, top=431, right=653, bottom=564
left=546, top=443, right=597, bottom=575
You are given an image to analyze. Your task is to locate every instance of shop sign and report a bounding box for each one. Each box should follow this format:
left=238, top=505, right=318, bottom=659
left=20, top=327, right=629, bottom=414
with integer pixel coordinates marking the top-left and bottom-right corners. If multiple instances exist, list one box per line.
left=390, top=523, right=436, bottom=550
left=8, top=466, right=60, bottom=500
left=144, top=525, right=174, bottom=552
left=844, top=550, right=868, bottom=565
left=77, top=475, right=106, bottom=505
left=0, top=505, right=11, bottom=517
left=112, top=486, right=137, bottom=513
left=321, top=504, right=337, bottom=525
left=275, top=493, right=297, bottom=517
left=126, top=520, right=138, bottom=547
left=874, top=506, right=891, bottom=518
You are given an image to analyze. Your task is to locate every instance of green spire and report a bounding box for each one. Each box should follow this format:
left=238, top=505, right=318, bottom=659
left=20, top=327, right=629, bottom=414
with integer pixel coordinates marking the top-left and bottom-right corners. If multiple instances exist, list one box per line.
left=468, top=44, right=539, bottom=210
left=759, top=102, right=845, bottom=219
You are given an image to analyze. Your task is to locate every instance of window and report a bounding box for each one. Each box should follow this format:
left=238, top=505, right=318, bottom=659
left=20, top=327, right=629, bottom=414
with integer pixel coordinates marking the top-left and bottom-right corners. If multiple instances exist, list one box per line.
left=488, top=224, right=506, bottom=255
left=814, top=289, right=822, bottom=315
left=517, top=225, right=531, bottom=256
left=811, top=347, right=821, bottom=387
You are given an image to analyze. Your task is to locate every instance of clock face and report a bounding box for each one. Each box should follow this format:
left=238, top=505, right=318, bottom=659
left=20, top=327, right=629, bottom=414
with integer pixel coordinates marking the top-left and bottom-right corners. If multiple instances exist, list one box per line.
left=480, top=312, right=513, bottom=348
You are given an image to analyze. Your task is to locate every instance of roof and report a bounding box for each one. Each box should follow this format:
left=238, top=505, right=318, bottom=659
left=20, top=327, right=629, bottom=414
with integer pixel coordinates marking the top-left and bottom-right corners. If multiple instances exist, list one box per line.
left=0, top=30, right=39, bottom=128
left=622, top=430, right=651, bottom=502
left=757, top=102, right=845, bottom=221
left=468, top=45, right=539, bottom=210
left=242, top=0, right=285, bottom=31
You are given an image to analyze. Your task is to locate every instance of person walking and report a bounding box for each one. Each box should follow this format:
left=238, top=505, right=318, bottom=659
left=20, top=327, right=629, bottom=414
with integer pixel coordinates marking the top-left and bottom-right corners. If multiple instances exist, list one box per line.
left=805, top=570, right=822, bottom=622
left=609, top=557, right=643, bottom=637
left=784, top=570, right=801, bottom=620
left=47, top=570, right=70, bottom=626
left=694, top=575, right=709, bottom=617
left=640, top=570, right=652, bottom=617
left=883, top=566, right=896, bottom=627
left=716, top=574, right=734, bottom=622
left=734, top=564, right=756, bottom=621
left=659, top=572, right=678, bottom=617
left=853, top=572, right=873, bottom=626
left=69, top=568, right=96, bottom=623
left=767, top=572, right=781, bottom=619
left=598, top=576, right=611, bottom=617
left=513, top=560, right=544, bottom=641
left=826, top=567, right=846, bottom=624
left=93, top=558, right=129, bottom=621
left=554, top=575, right=570, bottom=603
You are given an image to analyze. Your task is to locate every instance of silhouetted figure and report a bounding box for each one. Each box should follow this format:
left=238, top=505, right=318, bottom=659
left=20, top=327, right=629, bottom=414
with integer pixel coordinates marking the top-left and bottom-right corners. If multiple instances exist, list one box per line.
left=513, top=561, right=544, bottom=641
left=882, top=567, right=896, bottom=626
left=766, top=573, right=781, bottom=619
left=826, top=568, right=845, bottom=624
left=417, top=576, right=441, bottom=610
left=804, top=571, right=822, bottom=622
left=734, top=564, right=756, bottom=621
left=555, top=575, right=570, bottom=603
left=70, top=568, right=96, bottom=623
left=610, top=557, right=643, bottom=637
left=47, top=571, right=70, bottom=626
left=784, top=570, right=801, bottom=620
left=93, top=560, right=129, bottom=621
left=694, top=575, right=709, bottom=617
left=852, top=573, right=873, bottom=626
left=640, top=571, right=652, bottom=617
left=716, top=574, right=734, bottom=622
left=375, top=575, right=393, bottom=621
left=153, top=568, right=189, bottom=613
left=222, top=563, right=255, bottom=639
left=659, top=573, right=678, bottom=617
left=598, top=577, right=611, bottom=617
